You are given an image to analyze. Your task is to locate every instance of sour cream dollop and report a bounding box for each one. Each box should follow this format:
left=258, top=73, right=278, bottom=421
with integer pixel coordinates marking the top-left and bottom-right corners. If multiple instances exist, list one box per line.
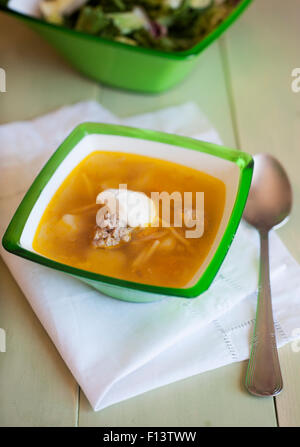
left=96, top=188, right=157, bottom=229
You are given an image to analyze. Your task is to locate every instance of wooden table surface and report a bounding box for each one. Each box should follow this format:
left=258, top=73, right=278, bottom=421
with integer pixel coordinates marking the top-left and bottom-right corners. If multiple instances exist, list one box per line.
left=1, top=0, right=300, bottom=427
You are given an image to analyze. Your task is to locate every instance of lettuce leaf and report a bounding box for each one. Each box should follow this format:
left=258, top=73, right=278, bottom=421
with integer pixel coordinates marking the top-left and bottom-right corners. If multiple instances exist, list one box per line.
left=75, top=6, right=110, bottom=34
left=37, top=0, right=241, bottom=52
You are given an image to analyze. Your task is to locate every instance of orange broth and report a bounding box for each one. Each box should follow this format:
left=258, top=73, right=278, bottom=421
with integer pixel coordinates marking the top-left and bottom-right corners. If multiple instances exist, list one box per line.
left=33, top=151, right=226, bottom=288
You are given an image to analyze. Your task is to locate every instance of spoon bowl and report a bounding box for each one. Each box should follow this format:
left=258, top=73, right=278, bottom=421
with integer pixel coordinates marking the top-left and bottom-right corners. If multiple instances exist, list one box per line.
left=244, top=154, right=292, bottom=231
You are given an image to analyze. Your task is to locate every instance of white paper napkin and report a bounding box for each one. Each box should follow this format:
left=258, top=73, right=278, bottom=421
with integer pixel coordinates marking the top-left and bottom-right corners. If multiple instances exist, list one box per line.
left=1, top=101, right=300, bottom=411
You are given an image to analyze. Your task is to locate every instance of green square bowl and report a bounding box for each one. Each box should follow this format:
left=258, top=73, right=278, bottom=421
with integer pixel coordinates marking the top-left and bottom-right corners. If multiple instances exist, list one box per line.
left=1, top=0, right=252, bottom=93
left=2, top=123, right=253, bottom=302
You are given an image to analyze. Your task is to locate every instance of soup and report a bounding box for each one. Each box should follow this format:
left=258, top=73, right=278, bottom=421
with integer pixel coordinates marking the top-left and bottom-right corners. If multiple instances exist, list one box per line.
left=33, top=151, right=226, bottom=288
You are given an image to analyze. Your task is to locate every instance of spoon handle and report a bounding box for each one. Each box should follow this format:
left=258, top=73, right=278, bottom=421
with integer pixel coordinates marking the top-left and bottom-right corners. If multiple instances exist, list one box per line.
left=245, top=230, right=283, bottom=396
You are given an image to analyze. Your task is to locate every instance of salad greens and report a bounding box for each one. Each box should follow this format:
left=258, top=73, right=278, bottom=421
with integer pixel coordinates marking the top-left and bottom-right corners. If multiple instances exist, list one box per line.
left=40, top=0, right=241, bottom=52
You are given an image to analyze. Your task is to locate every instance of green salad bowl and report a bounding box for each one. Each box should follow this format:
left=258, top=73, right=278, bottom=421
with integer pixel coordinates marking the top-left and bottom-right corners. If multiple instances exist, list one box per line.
left=1, top=0, right=252, bottom=93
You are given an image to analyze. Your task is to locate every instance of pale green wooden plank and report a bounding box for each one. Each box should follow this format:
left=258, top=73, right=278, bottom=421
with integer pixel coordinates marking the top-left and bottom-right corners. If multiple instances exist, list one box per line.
left=0, top=12, right=98, bottom=124
left=79, top=361, right=276, bottom=427
left=100, top=40, right=236, bottom=149
left=276, top=345, right=300, bottom=427
left=224, top=0, right=300, bottom=426
left=0, top=259, right=78, bottom=426
left=221, top=0, right=300, bottom=261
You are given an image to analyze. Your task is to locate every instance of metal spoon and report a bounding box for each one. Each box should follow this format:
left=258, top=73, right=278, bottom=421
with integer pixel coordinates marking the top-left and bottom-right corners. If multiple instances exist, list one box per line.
left=243, top=153, right=292, bottom=397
